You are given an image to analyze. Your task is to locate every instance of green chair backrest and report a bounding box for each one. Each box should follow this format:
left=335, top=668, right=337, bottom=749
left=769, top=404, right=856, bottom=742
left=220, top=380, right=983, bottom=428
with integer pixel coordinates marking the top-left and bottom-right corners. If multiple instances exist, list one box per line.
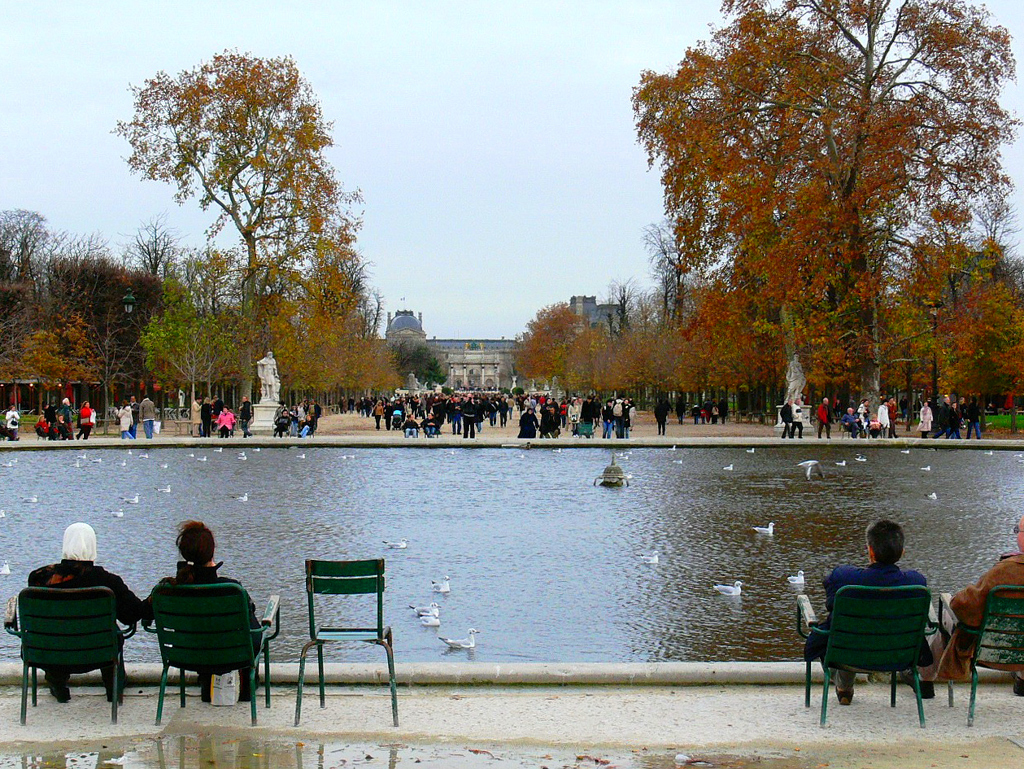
left=18, top=587, right=119, bottom=669
left=975, top=585, right=1024, bottom=668
left=305, top=559, right=385, bottom=637
left=824, top=585, right=932, bottom=672
left=150, top=583, right=255, bottom=671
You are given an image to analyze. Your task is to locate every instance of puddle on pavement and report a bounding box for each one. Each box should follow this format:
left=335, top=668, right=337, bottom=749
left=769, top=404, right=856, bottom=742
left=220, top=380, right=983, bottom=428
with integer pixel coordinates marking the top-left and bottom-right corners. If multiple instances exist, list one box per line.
left=0, top=735, right=815, bottom=769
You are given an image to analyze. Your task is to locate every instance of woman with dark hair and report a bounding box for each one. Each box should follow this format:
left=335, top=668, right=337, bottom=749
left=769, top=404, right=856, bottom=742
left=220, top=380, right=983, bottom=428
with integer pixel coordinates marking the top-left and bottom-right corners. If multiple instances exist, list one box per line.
left=29, top=523, right=145, bottom=703
left=149, top=520, right=259, bottom=701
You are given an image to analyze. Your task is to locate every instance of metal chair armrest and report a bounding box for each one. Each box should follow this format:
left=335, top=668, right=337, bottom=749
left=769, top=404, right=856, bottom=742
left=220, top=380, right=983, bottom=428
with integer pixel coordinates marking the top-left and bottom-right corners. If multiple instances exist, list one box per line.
left=4, top=596, right=18, bottom=632
left=141, top=619, right=156, bottom=634
left=797, top=595, right=819, bottom=639
left=262, top=595, right=281, bottom=641
left=119, top=622, right=138, bottom=640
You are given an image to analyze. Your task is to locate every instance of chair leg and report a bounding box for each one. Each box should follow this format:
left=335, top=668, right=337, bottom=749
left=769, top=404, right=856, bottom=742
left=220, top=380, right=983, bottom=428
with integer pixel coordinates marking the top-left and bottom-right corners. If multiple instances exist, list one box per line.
left=804, top=661, right=811, bottom=708
left=20, top=664, right=28, bottom=725
left=947, top=680, right=954, bottom=707
left=890, top=672, right=897, bottom=707
left=383, top=633, right=398, bottom=727
left=912, top=669, right=925, bottom=728
left=295, top=640, right=316, bottom=726
left=317, top=644, right=325, bottom=708
left=820, top=666, right=831, bottom=727
left=156, top=664, right=170, bottom=725
left=179, top=668, right=186, bottom=708
left=264, top=644, right=272, bottom=709
left=250, top=667, right=258, bottom=726
left=968, top=668, right=978, bottom=727
left=111, top=663, right=119, bottom=725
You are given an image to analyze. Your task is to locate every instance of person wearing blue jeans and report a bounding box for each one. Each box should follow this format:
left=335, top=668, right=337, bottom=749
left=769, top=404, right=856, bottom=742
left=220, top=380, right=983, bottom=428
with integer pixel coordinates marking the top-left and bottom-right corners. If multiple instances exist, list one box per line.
left=965, top=397, right=981, bottom=439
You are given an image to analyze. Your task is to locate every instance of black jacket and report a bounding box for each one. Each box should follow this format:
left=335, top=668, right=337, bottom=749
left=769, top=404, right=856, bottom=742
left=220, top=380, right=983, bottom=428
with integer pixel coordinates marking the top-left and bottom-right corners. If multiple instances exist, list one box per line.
left=240, top=401, right=253, bottom=421
left=28, top=560, right=146, bottom=626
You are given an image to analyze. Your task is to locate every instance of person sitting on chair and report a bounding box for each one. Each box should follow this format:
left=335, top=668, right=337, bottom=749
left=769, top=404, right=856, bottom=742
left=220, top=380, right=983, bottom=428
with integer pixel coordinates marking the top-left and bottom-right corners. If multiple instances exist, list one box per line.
left=402, top=415, right=420, bottom=438
left=804, top=519, right=933, bottom=704
left=931, top=515, right=1024, bottom=694
left=146, top=520, right=259, bottom=702
left=28, top=523, right=146, bottom=703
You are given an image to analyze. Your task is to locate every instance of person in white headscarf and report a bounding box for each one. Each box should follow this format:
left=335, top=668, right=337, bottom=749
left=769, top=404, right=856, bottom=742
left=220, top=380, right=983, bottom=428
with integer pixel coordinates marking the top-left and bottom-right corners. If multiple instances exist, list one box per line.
left=28, top=522, right=145, bottom=703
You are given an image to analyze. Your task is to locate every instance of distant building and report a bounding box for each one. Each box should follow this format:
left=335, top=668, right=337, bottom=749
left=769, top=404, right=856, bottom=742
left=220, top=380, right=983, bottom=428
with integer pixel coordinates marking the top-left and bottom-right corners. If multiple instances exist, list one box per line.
left=569, top=295, right=617, bottom=328
left=385, top=310, right=516, bottom=390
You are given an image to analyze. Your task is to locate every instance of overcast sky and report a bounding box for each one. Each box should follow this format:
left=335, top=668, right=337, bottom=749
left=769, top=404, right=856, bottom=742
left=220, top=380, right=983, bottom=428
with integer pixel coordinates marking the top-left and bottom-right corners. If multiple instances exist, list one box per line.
left=2, top=1, right=1022, bottom=338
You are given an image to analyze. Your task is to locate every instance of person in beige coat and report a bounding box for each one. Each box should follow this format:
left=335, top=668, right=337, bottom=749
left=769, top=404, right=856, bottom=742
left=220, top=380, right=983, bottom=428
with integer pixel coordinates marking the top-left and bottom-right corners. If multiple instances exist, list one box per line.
left=933, top=515, right=1024, bottom=692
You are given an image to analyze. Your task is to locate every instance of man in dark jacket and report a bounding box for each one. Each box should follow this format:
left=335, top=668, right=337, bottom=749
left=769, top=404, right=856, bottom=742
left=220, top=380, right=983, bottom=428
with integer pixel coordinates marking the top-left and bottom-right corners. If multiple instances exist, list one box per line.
left=780, top=400, right=794, bottom=438
left=239, top=396, right=253, bottom=438
left=28, top=523, right=145, bottom=703
left=461, top=397, right=476, bottom=439
left=675, top=396, right=686, bottom=424
left=654, top=398, right=671, bottom=436
left=804, top=520, right=932, bottom=704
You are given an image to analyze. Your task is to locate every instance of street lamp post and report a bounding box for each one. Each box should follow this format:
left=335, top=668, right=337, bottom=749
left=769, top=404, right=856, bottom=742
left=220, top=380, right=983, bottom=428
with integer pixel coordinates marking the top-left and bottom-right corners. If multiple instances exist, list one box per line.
left=926, top=301, right=943, bottom=408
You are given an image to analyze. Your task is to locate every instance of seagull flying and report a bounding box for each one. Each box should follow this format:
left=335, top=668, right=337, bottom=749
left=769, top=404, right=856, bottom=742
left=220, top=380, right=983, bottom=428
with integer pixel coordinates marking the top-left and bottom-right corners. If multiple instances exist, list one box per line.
left=797, top=460, right=824, bottom=480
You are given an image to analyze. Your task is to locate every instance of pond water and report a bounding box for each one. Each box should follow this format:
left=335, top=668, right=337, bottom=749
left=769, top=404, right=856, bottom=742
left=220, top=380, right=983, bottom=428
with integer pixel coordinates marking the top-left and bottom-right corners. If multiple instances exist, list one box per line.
left=0, top=444, right=1019, bottom=664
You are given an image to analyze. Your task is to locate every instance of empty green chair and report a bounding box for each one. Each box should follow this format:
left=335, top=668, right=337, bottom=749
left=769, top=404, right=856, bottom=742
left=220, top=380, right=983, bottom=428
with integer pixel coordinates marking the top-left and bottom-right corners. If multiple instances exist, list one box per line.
left=146, top=582, right=280, bottom=725
left=798, top=585, right=933, bottom=727
left=294, top=558, right=397, bottom=726
left=941, top=586, right=1024, bottom=726
left=4, top=586, right=135, bottom=724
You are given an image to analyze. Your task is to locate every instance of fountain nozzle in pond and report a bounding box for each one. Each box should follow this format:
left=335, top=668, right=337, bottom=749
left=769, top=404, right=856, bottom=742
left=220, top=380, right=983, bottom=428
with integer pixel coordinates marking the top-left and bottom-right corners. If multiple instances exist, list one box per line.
left=595, top=452, right=628, bottom=487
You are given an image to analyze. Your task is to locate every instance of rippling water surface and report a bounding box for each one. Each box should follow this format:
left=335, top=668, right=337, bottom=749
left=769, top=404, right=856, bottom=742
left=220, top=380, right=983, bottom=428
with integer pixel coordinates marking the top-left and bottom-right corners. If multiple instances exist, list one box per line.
left=0, top=444, right=1018, bottom=664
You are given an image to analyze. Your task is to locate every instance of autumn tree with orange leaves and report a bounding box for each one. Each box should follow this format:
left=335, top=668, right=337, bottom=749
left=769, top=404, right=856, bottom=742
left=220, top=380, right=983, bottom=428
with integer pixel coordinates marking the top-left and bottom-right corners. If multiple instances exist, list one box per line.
left=634, top=0, right=1017, bottom=408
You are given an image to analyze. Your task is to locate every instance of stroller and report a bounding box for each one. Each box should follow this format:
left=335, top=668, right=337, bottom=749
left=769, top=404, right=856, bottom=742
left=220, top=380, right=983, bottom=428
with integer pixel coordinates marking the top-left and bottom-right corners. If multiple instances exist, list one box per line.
left=390, top=410, right=404, bottom=431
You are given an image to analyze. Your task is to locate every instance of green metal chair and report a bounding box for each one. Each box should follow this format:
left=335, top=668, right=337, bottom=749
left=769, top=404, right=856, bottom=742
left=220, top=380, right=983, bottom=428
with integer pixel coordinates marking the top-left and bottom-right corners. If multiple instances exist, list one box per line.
left=294, top=558, right=397, bottom=726
left=145, top=582, right=280, bottom=725
left=940, top=586, right=1024, bottom=726
left=797, top=584, right=933, bottom=727
left=4, top=586, right=135, bottom=725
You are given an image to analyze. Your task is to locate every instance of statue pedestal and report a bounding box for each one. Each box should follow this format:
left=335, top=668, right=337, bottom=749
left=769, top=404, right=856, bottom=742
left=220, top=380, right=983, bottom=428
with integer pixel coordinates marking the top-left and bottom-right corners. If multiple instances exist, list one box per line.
left=250, top=401, right=279, bottom=434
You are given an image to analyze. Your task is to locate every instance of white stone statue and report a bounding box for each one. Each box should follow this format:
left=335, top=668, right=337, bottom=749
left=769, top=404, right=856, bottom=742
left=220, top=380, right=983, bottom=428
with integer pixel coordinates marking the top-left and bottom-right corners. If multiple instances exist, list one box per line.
left=256, top=351, right=281, bottom=404
left=785, top=354, right=806, bottom=406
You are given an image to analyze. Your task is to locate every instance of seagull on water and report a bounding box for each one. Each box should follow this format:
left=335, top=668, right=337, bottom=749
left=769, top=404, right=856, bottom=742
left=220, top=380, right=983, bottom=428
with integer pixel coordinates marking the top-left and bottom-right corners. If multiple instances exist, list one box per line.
left=854, top=454, right=867, bottom=462
left=160, top=463, right=168, bottom=469
left=214, top=447, right=222, bottom=453
left=0, top=561, right=10, bottom=576
left=187, top=453, right=195, bottom=458
left=984, top=450, right=994, bottom=456
left=835, top=460, right=847, bottom=467
left=23, top=495, right=37, bottom=503
left=673, top=459, right=683, bottom=464
left=138, top=453, right=148, bottom=459
left=753, top=522, right=775, bottom=535
left=920, top=465, right=931, bottom=472
left=383, top=539, right=408, bottom=549
left=723, top=464, right=734, bottom=471
left=253, top=447, right=261, bottom=452
left=238, top=454, right=247, bottom=461
left=118, top=460, right=127, bottom=467
left=157, top=485, right=171, bottom=493
left=432, top=576, right=451, bottom=594
left=296, top=453, right=306, bottom=459
left=641, top=552, right=659, bottom=565
left=122, top=495, right=139, bottom=504
left=126, top=450, right=132, bottom=456
left=110, top=511, right=124, bottom=518
left=73, top=460, right=82, bottom=468
left=235, top=493, right=248, bottom=502
left=421, top=615, right=441, bottom=627
left=927, top=492, right=938, bottom=500
left=900, top=449, right=911, bottom=454
left=788, top=571, right=805, bottom=586
left=797, top=460, right=824, bottom=479
left=553, top=448, right=562, bottom=453
left=746, top=448, right=755, bottom=454
left=439, top=629, right=478, bottom=649
left=196, top=456, right=207, bottom=462
left=0, top=462, right=15, bottom=468
left=410, top=602, right=440, bottom=617
left=714, top=581, right=743, bottom=596
left=669, top=445, right=677, bottom=451
left=0, top=510, right=6, bottom=518
left=91, top=458, right=102, bottom=464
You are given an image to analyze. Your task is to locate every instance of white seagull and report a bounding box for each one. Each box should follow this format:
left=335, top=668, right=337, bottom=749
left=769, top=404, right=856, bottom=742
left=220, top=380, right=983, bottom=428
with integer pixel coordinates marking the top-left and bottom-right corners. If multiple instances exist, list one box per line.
left=296, top=453, right=306, bottom=459
left=213, top=447, right=223, bottom=453
left=138, top=453, right=148, bottom=459
left=157, top=485, right=171, bottom=493
left=187, top=453, right=195, bottom=458
left=714, top=581, right=743, bottom=596
left=673, top=459, right=683, bottom=464
left=0, top=462, right=15, bottom=468
left=118, top=460, right=127, bottom=467
left=235, top=493, right=248, bottom=502
left=122, top=495, right=139, bottom=504
left=160, top=463, right=168, bottom=469
left=91, top=458, right=103, bottom=464
left=835, top=460, right=847, bottom=467
left=753, top=522, right=775, bottom=535
left=0, top=561, right=10, bottom=576
left=253, top=447, right=261, bottom=452
left=196, top=456, right=207, bottom=462
left=432, top=576, right=451, bottom=594
left=238, top=454, right=247, bottom=461
left=927, top=492, right=938, bottom=500
left=641, top=552, right=659, bottom=564
left=110, top=511, right=124, bottom=518
left=22, top=495, right=37, bottom=503
left=420, top=615, right=441, bottom=627
left=0, top=510, right=6, bottom=518
left=788, top=571, right=806, bottom=586
left=383, top=539, right=408, bottom=549
left=984, top=450, right=994, bottom=456
left=439, top=629, right=479, bottom=649
left=797, top=460, right=824, bottom=479
left=746, top=448, right=755, bottom=454
left=854, top=454, right=868, bottom=462
left=410, top=602, right=440, bottom=617
left=920, top=465, right=931, bottom=472
left=900, top=449, right=910, bottom=454
left=723, top=464, right=734, bottom=471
